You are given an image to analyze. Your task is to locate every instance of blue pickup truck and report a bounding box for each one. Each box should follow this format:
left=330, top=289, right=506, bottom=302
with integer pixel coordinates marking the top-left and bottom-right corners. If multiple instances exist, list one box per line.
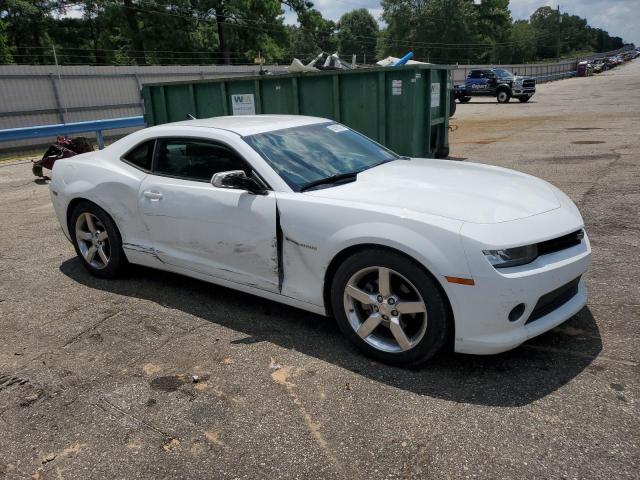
left=454, top=68, right=536, bottom=103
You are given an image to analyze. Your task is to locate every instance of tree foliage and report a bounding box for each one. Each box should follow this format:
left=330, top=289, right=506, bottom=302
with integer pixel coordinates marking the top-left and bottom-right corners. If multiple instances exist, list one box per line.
left=337, top=9, right=378, bottom=63
left=379, top=1, right=625, bottom=64
left=0, top=0, right=629, bottom=66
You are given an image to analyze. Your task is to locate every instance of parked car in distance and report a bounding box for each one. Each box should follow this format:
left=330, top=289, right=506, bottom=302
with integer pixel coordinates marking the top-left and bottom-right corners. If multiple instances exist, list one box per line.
left=49, top=115, right=591, bottom=366
left=592, top=59, right=606, bottom=73
left=454, top=68, right=536, bottom=103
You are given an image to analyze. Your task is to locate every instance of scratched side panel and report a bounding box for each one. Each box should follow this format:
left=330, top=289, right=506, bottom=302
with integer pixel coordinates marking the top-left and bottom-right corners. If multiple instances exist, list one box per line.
left=54, top=153, right=155, bottom=265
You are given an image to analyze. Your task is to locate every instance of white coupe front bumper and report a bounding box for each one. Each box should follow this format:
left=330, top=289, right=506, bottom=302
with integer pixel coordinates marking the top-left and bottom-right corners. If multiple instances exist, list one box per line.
left=447, top=212, right=591, bottom=355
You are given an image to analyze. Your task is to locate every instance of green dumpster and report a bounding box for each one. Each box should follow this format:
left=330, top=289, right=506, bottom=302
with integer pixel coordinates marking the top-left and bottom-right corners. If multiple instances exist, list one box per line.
left=141, top=64, right=454, bottom=158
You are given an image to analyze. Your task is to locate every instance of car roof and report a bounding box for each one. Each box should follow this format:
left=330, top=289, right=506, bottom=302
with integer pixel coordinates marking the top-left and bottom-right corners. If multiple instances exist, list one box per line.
left=159, top=115, right=330, bottom=137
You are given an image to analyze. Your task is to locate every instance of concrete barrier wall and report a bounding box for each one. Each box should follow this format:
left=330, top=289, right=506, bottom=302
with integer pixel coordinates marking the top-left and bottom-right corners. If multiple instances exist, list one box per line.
left=0, top=50, right=625, bottom=152
left=0, top=64, right=287, bottom=151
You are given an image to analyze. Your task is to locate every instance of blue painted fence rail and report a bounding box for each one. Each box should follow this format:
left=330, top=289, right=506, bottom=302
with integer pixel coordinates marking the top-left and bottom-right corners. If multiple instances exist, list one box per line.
left=0, top=116, right=146, bottom=150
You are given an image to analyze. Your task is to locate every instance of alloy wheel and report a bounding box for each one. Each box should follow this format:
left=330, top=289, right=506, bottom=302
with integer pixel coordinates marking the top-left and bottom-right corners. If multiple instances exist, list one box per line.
left=343, top=266, right=428, bottom=353
left=75, top=212, right=110, bottom=269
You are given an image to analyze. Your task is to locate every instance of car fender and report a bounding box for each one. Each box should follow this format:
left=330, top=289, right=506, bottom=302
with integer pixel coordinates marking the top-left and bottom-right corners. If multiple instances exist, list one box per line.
left=277, top=197, right=469, bottom=309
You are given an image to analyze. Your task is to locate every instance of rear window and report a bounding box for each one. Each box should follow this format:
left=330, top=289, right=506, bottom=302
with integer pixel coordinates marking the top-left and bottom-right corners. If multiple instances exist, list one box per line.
left=122, top=140, right=154, bottom=171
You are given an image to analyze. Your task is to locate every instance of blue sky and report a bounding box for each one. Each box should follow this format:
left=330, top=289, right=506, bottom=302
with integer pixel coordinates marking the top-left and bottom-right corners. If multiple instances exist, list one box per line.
left=284, top=0, right=639, bottom=45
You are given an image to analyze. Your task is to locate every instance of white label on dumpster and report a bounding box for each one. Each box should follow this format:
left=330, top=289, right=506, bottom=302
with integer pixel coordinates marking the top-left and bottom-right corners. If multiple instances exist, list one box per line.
left=431, top=83, right=440, bottom=108
left=231, top=94, right=255, bottom=115
left=391, top=79, right=402, bottom=96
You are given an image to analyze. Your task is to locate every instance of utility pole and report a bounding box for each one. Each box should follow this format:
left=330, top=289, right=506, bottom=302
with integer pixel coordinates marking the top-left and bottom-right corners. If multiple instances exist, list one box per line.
left=556, top=4, right=561, bottom=61
left=52, top=45, right=68, bottom=123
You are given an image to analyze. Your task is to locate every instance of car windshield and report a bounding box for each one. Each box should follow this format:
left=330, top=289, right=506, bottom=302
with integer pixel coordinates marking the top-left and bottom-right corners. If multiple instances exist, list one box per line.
left=244, top=122, right=399, bottom=191
left=493, top=68, right=514, bottom=78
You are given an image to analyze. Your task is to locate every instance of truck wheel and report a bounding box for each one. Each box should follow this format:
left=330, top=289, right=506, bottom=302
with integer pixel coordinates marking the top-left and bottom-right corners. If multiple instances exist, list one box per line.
left=460, top=97, right=471, bottom=103
left=435, top=146, right=449, bottom=158
left=497, top=89, right=511, bottom=103
left=32, top=164, right=43, bottom=177
left=518, top=96, right=531, bottom=103
left=449, top=98, right=456, bottom=117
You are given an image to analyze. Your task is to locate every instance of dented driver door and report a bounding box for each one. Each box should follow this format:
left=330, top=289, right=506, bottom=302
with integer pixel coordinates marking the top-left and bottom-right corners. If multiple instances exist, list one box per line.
left=138, top=174, right=279, bottom=293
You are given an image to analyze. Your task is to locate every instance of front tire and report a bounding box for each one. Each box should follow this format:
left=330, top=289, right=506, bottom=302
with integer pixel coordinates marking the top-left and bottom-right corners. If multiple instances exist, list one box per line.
left=518, top=95, right=531, bottom=103
left=330, top=249, right=451, bottom=366
left=497, top=89, right=511, bottom=103
left=69, top=201, right=127, bottom=278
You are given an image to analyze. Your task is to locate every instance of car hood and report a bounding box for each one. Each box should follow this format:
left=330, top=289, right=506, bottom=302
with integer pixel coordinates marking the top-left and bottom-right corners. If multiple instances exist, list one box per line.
left=304, top=159, right=561, bottom=224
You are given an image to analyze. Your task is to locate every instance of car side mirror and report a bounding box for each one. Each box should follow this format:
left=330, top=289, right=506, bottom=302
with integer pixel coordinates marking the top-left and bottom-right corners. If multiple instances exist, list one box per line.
left=211, top=170, right=267, bottom=195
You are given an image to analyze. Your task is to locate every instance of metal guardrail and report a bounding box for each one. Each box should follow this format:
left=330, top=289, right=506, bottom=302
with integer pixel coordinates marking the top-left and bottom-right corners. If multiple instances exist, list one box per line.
left=0, top=116, right=145, bottom=149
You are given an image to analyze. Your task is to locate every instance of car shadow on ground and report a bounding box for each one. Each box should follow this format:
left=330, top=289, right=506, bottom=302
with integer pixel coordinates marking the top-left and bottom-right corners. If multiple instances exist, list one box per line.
left=60, top=258, right=602, bottom=408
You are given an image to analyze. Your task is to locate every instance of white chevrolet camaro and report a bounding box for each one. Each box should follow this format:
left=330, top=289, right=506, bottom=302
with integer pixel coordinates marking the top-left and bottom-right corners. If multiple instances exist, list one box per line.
left=49, top=115, right=591, bottom=366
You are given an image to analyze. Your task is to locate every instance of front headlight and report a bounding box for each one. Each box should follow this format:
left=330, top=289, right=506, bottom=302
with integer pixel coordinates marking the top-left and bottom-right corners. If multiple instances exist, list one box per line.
left=483, top=244, right=538, bottom=268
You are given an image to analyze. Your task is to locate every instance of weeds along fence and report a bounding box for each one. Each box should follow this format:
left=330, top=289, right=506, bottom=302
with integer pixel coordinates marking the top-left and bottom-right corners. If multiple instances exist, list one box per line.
left=0, top=52, right=622, bottom=152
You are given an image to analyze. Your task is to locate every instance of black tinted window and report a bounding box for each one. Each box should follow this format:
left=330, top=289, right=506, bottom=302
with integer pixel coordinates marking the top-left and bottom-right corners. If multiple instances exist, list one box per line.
left=469, top=70, right=482, bottom=78
left=155, top=139, right=248, bottom=181
left=123, top=140, right=154, bottom=171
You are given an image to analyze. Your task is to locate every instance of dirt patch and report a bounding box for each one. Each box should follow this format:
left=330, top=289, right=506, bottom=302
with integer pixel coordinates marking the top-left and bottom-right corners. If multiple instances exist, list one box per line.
left=528, top=153, right=619, bottom=164
left=150, top=375, right=187, bottom=392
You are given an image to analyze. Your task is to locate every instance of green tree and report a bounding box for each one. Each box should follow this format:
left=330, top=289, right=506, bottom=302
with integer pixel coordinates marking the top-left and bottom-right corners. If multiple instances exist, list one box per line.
left=509, top=20, right=537, bottom=63
left=286, top=9, right=337, bottom=60
left=530, top=6, right=560, bottom=59
left=474, top=0, right=512, bottom=63
left=1, top=0, right=57, bottom=63
left=337, top=9, right=378, bottom=63
left=0, top=21, right=13, bottom=64
left=380, top=0, right=479, bottom=63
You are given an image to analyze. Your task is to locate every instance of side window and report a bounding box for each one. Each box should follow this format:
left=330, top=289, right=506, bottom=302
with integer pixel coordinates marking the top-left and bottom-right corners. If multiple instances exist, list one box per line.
left=484, top=70, right=496, bottom=79
left=154, top=138, right=249, bottom=182
left=469, top=70, right=481, bottom=79
left=122, top=139, right=155, bottom=171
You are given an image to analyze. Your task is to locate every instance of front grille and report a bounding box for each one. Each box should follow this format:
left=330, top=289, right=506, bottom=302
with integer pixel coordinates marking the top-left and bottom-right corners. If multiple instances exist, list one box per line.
left=526, top=277, right=581, bottom=324
left=523, top=79, right=535, bottom=88
left=538, top=229, right=584, bottom=256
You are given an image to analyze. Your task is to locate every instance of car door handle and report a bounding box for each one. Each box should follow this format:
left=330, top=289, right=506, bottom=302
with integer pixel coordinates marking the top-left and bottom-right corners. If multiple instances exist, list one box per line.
left=143, top=190, right=163, bottom=200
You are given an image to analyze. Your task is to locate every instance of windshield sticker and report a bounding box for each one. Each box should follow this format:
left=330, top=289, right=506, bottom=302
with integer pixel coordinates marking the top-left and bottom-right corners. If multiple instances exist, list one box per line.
left=327, top=124, right=348, bottom=133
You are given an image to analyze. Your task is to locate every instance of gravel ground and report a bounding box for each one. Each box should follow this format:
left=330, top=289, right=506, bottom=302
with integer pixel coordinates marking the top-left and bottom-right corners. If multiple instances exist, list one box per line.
left=0, top=60, right=638, bottom=480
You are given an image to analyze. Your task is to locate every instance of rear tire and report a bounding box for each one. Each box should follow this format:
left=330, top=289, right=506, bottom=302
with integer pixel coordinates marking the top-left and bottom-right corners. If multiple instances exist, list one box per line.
left=69, top=201, right=127, bottom=278
left=497, top=89, right=511, bottom=103
left=459, top=96, right=472, bottom=103
left=330, top=249, right=451, bottom=366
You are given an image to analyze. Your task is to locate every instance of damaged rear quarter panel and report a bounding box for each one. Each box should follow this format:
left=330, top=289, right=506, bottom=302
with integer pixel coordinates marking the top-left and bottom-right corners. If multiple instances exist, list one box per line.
left=53, top=153, right=151, bottom=256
